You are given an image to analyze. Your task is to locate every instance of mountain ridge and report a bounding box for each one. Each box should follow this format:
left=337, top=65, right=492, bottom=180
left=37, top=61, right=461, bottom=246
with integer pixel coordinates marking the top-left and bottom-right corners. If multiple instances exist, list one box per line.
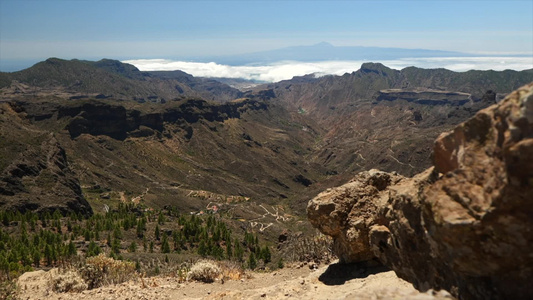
left=1, top=58, right=532, bottom=216
left=195, top=42, right=471, bottom=65
left=0, top=58, right=243, bottom=103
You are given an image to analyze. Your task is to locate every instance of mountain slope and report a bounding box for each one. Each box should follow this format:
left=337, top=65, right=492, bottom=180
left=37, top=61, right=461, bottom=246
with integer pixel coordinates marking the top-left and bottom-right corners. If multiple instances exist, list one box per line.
left=0, top=102, right=92, bottom=215
left=253, top=63, right=533, bottom=177
left=1, top=95, right=327, bottom=216
left=1, top=59, right=531, bottom=216
left=0, top=58, right=243, bottom=102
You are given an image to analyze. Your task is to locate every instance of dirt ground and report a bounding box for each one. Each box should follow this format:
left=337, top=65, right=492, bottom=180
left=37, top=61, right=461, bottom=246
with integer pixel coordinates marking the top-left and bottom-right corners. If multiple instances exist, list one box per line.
left=16, top=261, right=453, bottom=300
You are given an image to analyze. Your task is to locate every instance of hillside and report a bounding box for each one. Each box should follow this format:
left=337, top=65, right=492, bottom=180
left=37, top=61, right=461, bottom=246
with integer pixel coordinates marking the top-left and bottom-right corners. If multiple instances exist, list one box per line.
left=0, top=59, right=532, bottom=299
left=253, top=63, right=533, bottom=177
left=1, top=59, right=532, bottom=215
left=1, top=96, right=327, bottom=217
left=0, top=58, right=243, bottom=103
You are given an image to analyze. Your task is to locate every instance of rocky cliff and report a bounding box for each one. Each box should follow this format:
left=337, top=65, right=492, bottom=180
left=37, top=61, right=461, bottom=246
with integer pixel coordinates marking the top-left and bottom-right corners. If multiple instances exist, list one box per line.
left=377, top=88, right=472, bottom=105
left=307, top=82, right=533, bottom=299
left=1, top=94, right=325, bottom=216
left=0, top=133, right=92, bottom=215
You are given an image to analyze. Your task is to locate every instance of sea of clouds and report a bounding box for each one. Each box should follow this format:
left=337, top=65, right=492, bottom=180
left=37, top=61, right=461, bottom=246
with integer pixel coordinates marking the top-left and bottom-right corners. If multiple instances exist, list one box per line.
left=123, top=57, right=533, bottom=83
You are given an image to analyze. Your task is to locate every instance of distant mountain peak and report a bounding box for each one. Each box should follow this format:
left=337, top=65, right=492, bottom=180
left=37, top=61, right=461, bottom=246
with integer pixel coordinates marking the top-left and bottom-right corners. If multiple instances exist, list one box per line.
left=211, top=43, right=469, bottom=66
left=358, top=62, right=397, bottom=75
left=314, top=42, right=334, bottom=47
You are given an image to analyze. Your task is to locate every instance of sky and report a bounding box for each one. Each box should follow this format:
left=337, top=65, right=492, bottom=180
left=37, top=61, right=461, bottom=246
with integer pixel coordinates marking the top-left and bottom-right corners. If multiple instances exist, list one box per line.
left=1, top=0, right=532, bottom=77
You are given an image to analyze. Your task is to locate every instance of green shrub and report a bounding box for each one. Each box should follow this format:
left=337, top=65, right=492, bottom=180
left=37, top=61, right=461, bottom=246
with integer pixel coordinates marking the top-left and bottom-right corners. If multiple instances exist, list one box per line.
left=79, top=254, right=136, bottom=289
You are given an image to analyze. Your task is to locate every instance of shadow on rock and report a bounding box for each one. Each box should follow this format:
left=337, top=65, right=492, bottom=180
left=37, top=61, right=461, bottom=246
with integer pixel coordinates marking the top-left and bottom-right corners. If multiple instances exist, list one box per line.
left=318, top=260, right=389, bottom=286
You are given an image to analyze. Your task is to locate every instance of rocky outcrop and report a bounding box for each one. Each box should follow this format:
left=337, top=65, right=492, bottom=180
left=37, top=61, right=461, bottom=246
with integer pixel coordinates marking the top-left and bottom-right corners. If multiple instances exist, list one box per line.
left=13, top=98, right=268, bottom=140
left=377, top=88, right=472, bottom=105
left=0, top=136, right=92, bottom=215
left=307, top=83, right=533, bottom=299
left=307, top=169, right=406, bottom=263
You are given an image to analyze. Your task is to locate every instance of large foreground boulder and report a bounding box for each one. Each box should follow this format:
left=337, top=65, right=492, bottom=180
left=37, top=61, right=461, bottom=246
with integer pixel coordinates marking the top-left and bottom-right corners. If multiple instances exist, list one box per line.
left=307, top=83, right=533, bottom=299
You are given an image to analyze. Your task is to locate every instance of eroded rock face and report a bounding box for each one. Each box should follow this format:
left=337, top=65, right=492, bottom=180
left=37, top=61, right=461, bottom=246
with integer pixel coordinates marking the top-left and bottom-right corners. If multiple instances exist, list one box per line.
left=0, top=136, right=92, bottom=215
left=307, top=83, right=533, bottom=300
left=377, top=88, right=472, bottom=105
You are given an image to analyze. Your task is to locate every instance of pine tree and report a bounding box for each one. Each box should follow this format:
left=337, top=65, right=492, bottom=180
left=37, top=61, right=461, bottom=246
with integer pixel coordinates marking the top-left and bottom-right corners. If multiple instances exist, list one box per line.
left=32, top=249, right=40, bottom=267
left=1, top=211, right=9, bottom=226
left=198, top=240, right=207, bottom=257
left=87, top=241, right=101, bottom=257
left=113, top=226, right=122, bottom=239
left=136, top=220, right=144, bottom=238
left=30, top=218, right=36, bottom=231
left=55, top=220, right=61, bottom=233
left=161, top=234, right=170, bottom=253
left=128, top=241, right=137, bottom=253
left=226, top=238, right=233, bottom=259
left=234, top=238, right=244, bottom=262
left=155, top=224, right=160, bottom=241
left=261, top=246, right=271, bottom=263
left=123, top=218, right=130, bottom=231
left=111, top=238, right=120, bottom=255
left=84, top=229, right=91, bottom=241
left=0, top=254, right=9, bottom=275
left=44, top=244, right=52, bottom=266
left=67, top=241, right=76, bottom=257
left=158, top=212, right=165, bottom=225
left=277, top=258, right=284, bottom=269
left=248, top=252, right=257, bottom=270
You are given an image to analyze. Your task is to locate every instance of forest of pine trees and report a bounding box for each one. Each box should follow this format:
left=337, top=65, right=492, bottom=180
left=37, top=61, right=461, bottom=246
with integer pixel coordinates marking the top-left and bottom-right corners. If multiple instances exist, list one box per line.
left=0, top=203, right=275, bottom=281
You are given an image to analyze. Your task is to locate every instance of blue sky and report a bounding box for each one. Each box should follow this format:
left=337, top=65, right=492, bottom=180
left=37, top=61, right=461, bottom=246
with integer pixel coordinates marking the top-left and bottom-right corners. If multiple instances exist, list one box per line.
left=1, top=0, right=532, bottom=72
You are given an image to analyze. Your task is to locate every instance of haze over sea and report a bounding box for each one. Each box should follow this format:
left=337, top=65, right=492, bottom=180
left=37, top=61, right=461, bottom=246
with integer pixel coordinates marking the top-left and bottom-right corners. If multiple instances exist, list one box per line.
left=124, top=56, right=533, bottom=83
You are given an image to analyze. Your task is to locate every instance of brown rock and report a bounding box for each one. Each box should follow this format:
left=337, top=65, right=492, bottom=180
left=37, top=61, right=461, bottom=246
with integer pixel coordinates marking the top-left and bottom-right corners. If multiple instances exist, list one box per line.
left=307, top=169, right=404, bottom=263
left=308, top=83, right=533, bottom=299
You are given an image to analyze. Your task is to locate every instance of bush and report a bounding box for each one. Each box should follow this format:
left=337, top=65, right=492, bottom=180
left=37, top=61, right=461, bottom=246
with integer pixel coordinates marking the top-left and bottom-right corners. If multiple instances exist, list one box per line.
left=0, top=279, right=18, bottom=300
left=187, top=260, right=221, bottom=283
left=218, top=260, right=246, bottom=281
left=50, top=269, right=88, bottom=293
left=79, top=254, right=136, bottom=289
left=278, top=232, right=333, bottom=264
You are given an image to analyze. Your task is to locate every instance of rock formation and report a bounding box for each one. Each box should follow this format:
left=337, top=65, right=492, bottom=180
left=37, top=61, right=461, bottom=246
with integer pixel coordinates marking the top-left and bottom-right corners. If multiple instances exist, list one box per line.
left=0, top=135, right=92, bottom=215
left=377, top=88, right=472, bottom=105
left=307, top=82, right=533, bottom=299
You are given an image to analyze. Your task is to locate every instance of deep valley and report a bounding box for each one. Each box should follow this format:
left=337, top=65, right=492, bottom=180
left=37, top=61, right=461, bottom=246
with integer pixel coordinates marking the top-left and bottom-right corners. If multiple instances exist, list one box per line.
left=1, top=58, right=532, bottom=299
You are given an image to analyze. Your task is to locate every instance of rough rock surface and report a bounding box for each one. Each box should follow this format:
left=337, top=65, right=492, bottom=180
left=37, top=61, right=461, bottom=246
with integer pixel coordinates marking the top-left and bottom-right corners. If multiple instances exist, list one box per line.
left=307, top=169, right=406, bottom=263
left=0, top=135, right=92, bottom=215
left=377, top=89, right=472, bottom=105
left=307, top=83, right=533, bottom=300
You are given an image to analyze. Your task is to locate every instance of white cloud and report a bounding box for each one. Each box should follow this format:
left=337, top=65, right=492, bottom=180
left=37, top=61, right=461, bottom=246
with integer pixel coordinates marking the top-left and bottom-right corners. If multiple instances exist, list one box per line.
left=123, top=57, right=533, bottom=83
